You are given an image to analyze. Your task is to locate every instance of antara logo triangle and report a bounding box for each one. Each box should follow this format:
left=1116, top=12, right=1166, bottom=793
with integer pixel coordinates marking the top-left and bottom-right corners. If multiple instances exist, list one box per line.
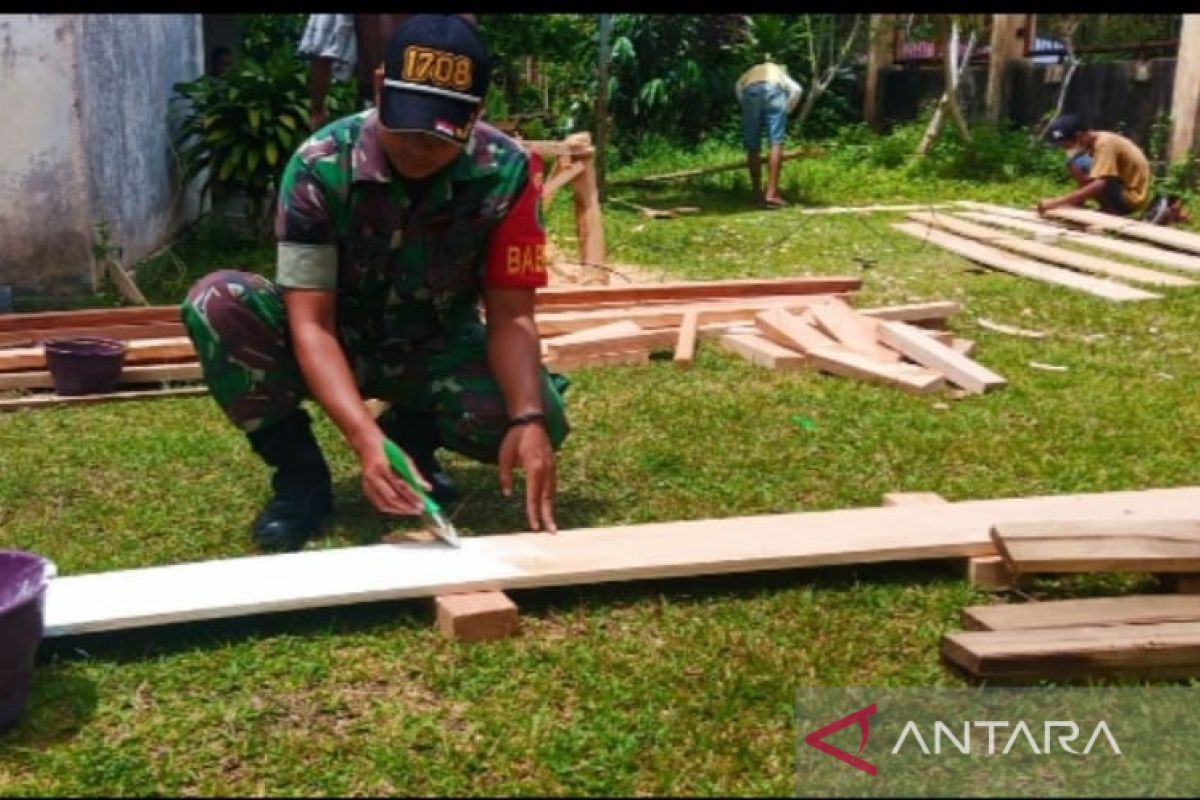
left=803, top=703, right=878, bottom=776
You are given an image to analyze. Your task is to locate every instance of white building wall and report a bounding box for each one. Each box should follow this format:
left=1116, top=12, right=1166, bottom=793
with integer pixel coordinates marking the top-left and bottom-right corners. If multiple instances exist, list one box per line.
left=0, top=14, right=204, bottom=300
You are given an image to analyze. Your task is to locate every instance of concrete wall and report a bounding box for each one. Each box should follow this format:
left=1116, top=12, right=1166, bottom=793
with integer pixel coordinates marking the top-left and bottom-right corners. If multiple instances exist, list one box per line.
left=0, top=14, right=204, bottom=301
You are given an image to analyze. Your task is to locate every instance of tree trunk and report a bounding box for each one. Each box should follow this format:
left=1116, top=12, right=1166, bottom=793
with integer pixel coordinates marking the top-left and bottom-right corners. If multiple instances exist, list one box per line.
left=795, top=15, right=863, bottom=132
left=916, top=23, right=977, bottom=155
left=595, top=14, right=613, bottom=202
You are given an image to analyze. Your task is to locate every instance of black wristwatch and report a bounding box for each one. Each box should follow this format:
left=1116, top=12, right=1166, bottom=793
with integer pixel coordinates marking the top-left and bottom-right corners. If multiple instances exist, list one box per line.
left=507, top=411, right=547, bottom=430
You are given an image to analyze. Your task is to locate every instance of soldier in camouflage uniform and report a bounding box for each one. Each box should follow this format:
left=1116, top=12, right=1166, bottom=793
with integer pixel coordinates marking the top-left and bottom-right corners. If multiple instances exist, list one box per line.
left=181, top=15, right=569, bottom=552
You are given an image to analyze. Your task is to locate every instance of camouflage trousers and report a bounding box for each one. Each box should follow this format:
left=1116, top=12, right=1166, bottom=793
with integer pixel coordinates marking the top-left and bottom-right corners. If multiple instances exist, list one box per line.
left=180, top=270, right=570, bottom=464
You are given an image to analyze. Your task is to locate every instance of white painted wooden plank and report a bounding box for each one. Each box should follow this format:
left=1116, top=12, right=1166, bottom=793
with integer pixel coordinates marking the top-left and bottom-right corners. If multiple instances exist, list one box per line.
left=892, top=222, right=1160, bottom=301
left=44, top=486, right=1200, bottom=637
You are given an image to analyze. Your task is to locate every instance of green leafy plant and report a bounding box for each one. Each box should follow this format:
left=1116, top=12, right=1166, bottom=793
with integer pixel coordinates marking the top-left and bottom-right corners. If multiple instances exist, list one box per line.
left=169, top=15, right=356, bottom=238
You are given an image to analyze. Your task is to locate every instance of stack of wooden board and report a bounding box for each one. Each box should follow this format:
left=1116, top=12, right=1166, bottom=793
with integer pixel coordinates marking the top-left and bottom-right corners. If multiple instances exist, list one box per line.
left=0, top=306, right=203, bottom=410
left=707, top=297, right=1003, bottom=396
left=943, top=518, right=1200, bottom=682
left=0, top=276, right=867, bottom=409
left=891, top=201, right=1200, bottom=302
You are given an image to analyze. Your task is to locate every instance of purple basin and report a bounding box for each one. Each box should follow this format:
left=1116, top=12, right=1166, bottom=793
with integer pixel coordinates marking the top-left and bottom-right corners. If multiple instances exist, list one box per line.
left=0, top=550, right=48, bottom=731
left=42, top=336, right=127, bottom=396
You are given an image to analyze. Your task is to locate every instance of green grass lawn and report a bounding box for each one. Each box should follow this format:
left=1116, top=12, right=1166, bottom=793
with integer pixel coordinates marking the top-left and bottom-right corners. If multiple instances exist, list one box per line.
left=3, top=143, right=1200, bottom=795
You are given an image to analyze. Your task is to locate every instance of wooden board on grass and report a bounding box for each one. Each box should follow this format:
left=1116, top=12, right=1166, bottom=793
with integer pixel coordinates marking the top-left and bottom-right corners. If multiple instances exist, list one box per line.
left=719, top=332, right=805, bottom=370
left=0, top=385, right=209, bottom=412
left=991, top=519, right=1200, bottom=574
left=0, top=337, right=198, bottom=373
left=1046, top=206, right=1200, bottom=256
left=806, top=344, right=946, bottom=394
left=908, top=211, right=1194, bottom=287
left=877, top=319, right=1006, bottom=394
left=0, top=361, right=203, bottom=392
left=0, top=305, right=177, bottom=334
left=955, top=211, right=1200, bottom=274
left=535, top=276, right=863, bottom=306
left=809, top=298, right=902, bottom=362
left=962, top=595, right=1200, bottom=631
left=892, top=222, right=1160, bottom=302
left=943, top=621, right=1200, bottom=680
left=41, top=485, right=1200, bottom=637
left=754, top=308, right=839, bottom=353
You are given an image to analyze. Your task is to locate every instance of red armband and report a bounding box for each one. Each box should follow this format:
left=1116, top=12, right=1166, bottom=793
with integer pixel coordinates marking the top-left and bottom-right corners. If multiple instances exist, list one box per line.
left=485, top=154, right=548, bottom=289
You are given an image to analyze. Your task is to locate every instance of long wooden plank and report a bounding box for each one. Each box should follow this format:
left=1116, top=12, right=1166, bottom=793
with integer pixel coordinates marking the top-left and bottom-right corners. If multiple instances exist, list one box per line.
left=962, top=595, right=1200, bottom=631
left=806, top=344, right=946, bottom=394
left=909, top=211, right=1194, bottom=287
left=856, top=301, right=960, bottom=324
left=0, top=337, right=197, bottom=373
left=544, top=325, right=679, bottom=359
left=0, top=361, right=203, bottom=391
left=532, top=294, right=844, bottom=337
left=719, top=332, right=805, bottom=370
left=1047, top=206, right=1200, bottom=255
left=955, top=210, right=1200, bottom=273
left=607, top=146, right=824, bottom=186
left=542, top=348, right=650, bottom=372
left=0, top=385, right=209, bottom=412
left=535, top=276, right=863, bottom=306
left=942, top=621, right=1200, bottom=680
left=877, top=319, right=1006, bottom=394
left=991, top=519, right=1200, bottom=574
left=0, top=321, right=187, bottom=348
left=0, top=305, right=178, bottom=334
left=754, top=308, right=839, bottom=353
left=41, top=486, right=1200, bottom=637
left=810, top=298, right=902, bottom=362
left=892, top=221, right=1160, bottom=301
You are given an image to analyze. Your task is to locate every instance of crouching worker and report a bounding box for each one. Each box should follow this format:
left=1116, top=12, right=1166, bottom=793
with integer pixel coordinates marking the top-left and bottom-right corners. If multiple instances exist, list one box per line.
left=181, top=15, right=569, bottom=552
left=1036, top=113, right=1164, bottom=221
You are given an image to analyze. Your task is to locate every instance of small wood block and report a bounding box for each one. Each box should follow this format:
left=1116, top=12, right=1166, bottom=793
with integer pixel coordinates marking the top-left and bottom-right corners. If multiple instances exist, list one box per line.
left=966, top=555, right=1013, bottom=591
left=881, top=492, right=947, bottom=507
left=673, top=310, right=699, bottom=368
left=434, top=591, right=519, bottom=643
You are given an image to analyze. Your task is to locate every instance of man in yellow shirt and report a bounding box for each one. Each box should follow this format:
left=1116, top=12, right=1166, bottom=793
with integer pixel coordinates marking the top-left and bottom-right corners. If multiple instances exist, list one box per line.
left=735, top=60, right=802, bottom=208
left=1035, top=114, right=1152, bottom=218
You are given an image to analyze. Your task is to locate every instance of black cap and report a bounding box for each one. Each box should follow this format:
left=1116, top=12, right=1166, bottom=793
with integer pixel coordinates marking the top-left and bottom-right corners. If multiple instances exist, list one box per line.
left=1044, top=114, right=1087, bottom=144
left=378, top=15, right=491, bottom=144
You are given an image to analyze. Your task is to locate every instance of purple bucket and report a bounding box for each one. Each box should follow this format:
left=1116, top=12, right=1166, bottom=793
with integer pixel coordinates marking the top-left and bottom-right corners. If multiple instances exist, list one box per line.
left=0, top=550, right=49, bottom=731
left=43, top=336, right=127, bottom=396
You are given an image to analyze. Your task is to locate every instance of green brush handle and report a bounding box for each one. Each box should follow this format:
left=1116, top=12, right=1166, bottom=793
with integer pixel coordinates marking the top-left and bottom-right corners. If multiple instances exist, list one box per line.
left=382, top=438, right=442, bottom=517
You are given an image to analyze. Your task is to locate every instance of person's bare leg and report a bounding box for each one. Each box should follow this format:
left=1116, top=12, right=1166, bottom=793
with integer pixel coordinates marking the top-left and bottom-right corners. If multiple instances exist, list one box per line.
left=747, top=150, right=763, bottom=199
left=764, top=143, right=784, bottom=204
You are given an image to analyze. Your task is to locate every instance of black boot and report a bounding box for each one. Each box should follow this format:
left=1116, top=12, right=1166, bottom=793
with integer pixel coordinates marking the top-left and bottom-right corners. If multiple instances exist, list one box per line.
left=377, top=407, right=460, bottom=508
left=245, top=408, right=334, bottom=552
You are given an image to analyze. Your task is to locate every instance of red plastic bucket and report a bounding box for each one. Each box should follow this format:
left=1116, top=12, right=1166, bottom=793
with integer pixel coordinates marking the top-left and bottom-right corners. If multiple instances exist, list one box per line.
left=0, top=550, right=49, bottom=731
left=43, top=336, right=127, bottom=396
